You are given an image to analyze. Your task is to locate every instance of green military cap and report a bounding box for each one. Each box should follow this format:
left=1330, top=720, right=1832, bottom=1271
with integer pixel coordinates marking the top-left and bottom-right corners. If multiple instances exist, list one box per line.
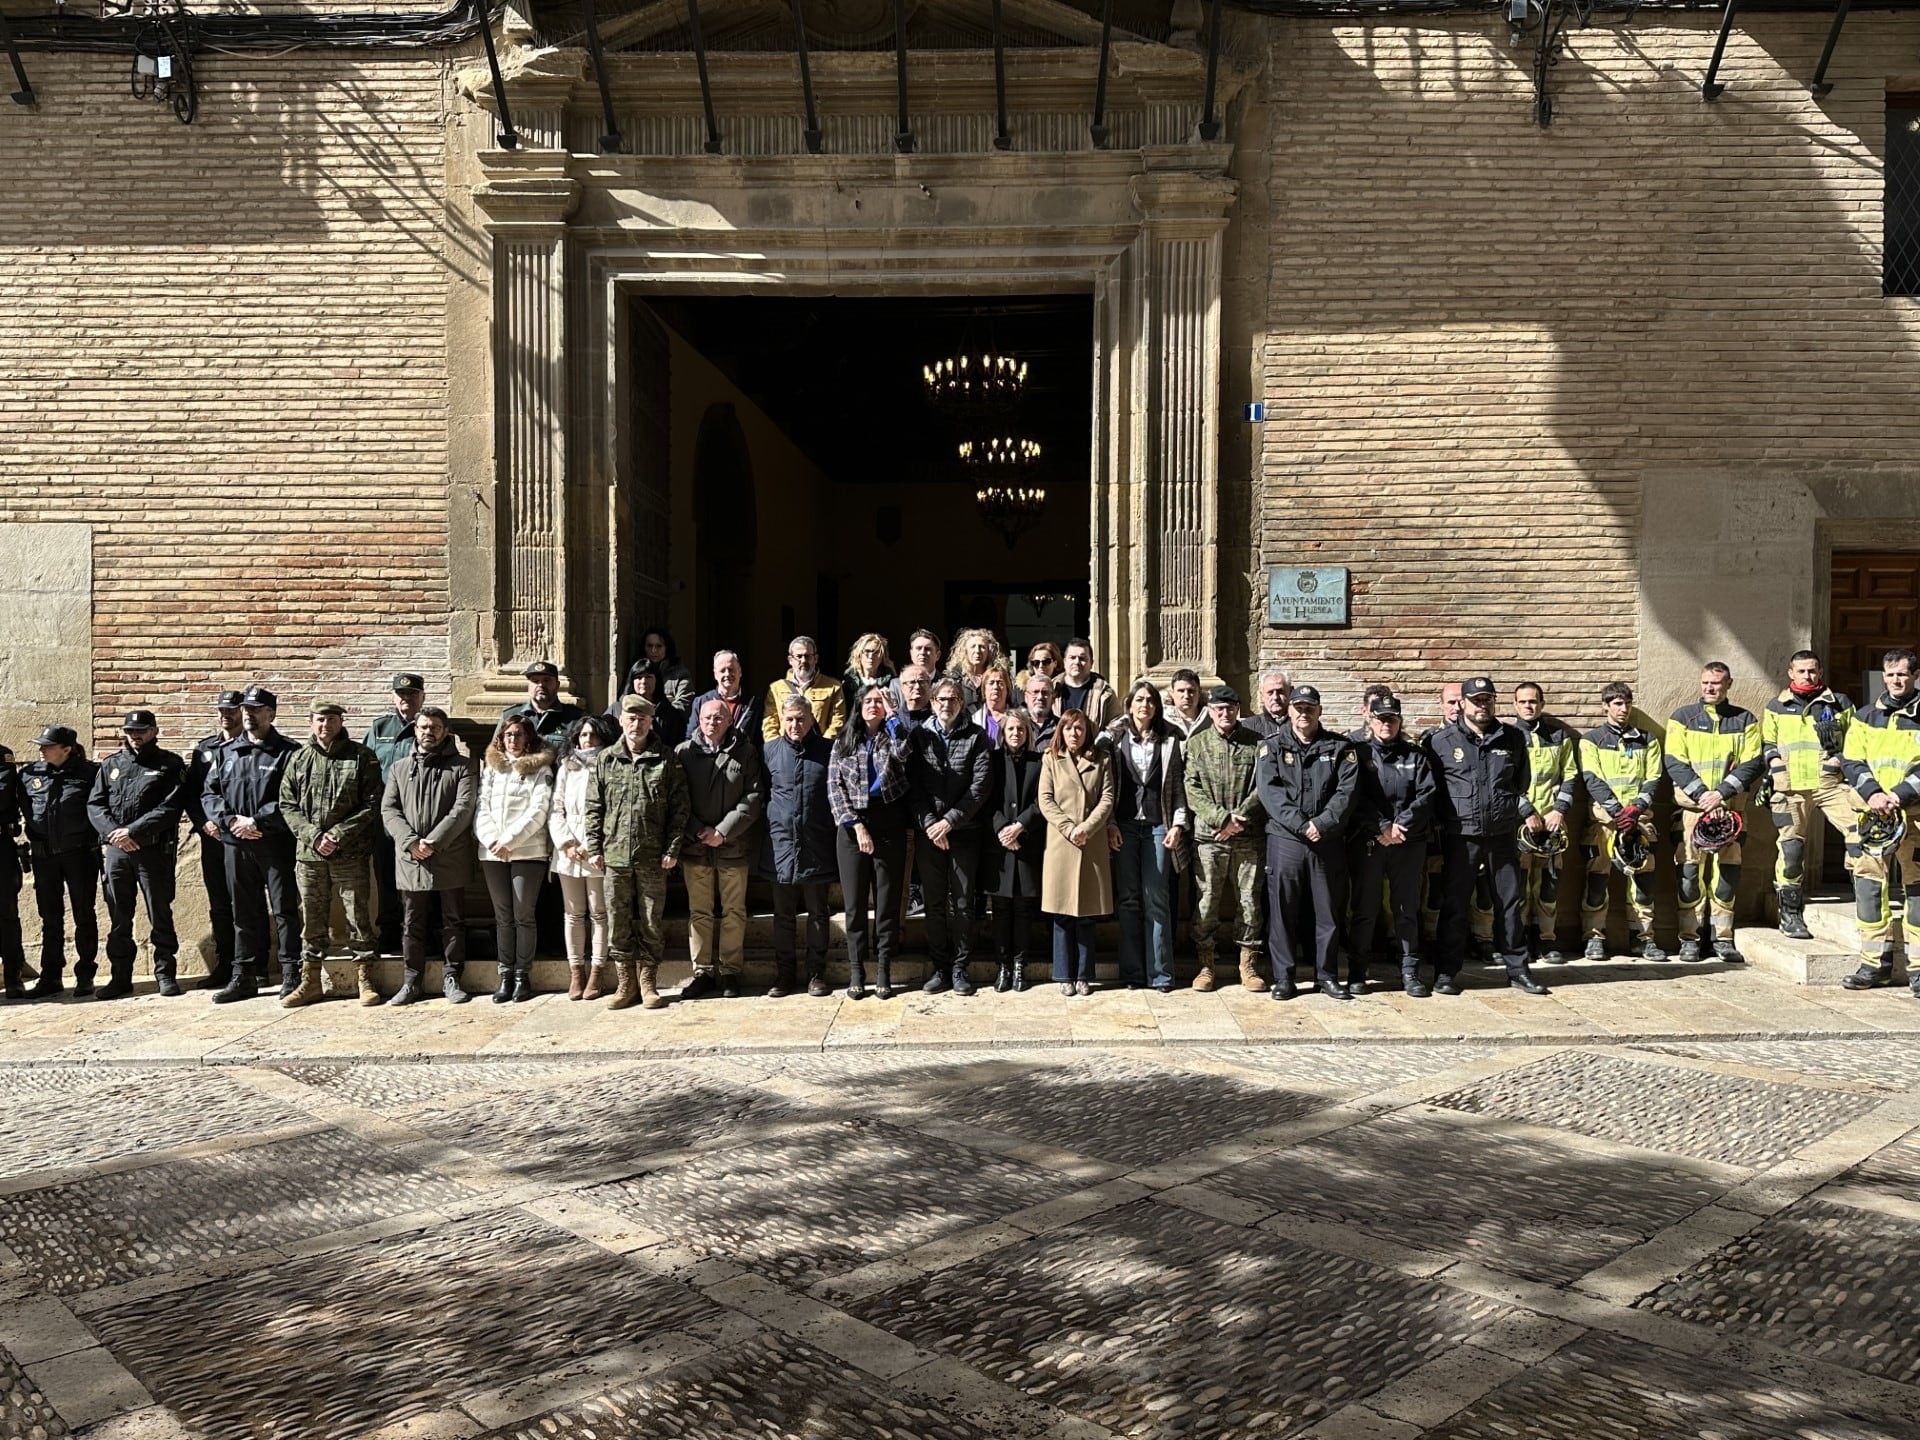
left=390, top=673, right=426, bottom=693
left=620, top=694, right=656, bottom=716
left=310, top=701, right=345, bottom=717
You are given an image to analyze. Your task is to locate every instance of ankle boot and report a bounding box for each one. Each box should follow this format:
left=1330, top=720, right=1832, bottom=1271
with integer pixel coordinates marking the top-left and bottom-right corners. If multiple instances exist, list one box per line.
left=512, top=967, right=534, bottom=1002
left=442, top=965, right=471, bottom=1004
left=1009, top=956, right=1026, bottom=992
left=282, top=961, right=324, bottom=1008
left=874, top=960, right=892, bottom=1001
left=492, top=964, right=513, bottom=1004
left=994, top=961, right=1014, bottom=993
left=97, top=964, right=137, bottom=1000
left=1238, top=946, right=1268, bottom=993
left=1192, top=946, right=1216, bottom=992
left=639, top=964, right=665, bottom=1010
left=155, top=962, right=182, bottom=997
left=278, top=960, right=301, bottom=998
left=608, top=960, right=640, bottom=1010
left=568, top=963, right=588, bottom=1001
left=200, top=964, right=232, bottom=992
left=355, top=961, right=381, bottom=1006
left=1844, top=949, right=1898, bottom=990
left=1777, top=885, right=1814, bottom=940
left=582, top=962, right=612, bottom=1000
left=211, top=966, right=257, bottom=1004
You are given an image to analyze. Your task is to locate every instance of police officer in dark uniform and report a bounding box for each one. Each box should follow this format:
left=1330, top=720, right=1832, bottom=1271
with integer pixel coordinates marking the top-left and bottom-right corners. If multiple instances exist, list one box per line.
left=1253, top=684, right=1360, bottom=1001
left=86, top=710, right=187, bottom=998
left=1351, top=694, right=1437, bottom=996
left=21, top=724, right=102, bottom=999
left=0, top=744, right=28, bottom=998
left=184, top=690, right=246, bottom=989
left=499, top=661, right=584, bottom=743
left=365, top=673, right=425, bottom=955
left=1423, top=677, right=1550, bottom=996
left=204, top=686, right=301, bottom=1003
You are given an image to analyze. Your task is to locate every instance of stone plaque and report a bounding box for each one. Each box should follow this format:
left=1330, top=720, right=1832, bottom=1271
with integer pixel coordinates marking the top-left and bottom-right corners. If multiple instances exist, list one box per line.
left=1267, top=566, right=1349, bottom=626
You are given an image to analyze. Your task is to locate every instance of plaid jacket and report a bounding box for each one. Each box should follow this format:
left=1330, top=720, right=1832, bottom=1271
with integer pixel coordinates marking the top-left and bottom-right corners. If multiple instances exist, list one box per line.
left=827, top=720, right=913, bottom=829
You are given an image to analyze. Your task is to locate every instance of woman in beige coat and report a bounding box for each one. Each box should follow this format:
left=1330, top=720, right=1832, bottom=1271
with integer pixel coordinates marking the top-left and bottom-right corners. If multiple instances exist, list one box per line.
left=1039, top=709, right=1116, bottom=995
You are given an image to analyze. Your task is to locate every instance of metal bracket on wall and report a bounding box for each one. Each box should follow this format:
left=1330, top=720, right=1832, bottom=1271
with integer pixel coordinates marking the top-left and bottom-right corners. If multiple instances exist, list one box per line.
left=0, top=6, right=35, bottom=105
left=1198, top=0, right=1223, bottom=140
left=580, top=0, right=623, bottom=151
left=477, top=0, right=519, bottom=148
left=1807, top=0, right=1852, bottom=97
left=1700, top=0, right=1740, bottom=99
left=687, top=0, right=722, bottom=153
left=793, top=0, right=824, bottom=152
left=1090, top=0, right=1113, bottom=147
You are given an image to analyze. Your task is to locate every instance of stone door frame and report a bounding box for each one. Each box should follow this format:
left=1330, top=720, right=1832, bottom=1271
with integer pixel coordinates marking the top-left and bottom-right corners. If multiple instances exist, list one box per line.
left=463, top=143, right=1236, bottom=713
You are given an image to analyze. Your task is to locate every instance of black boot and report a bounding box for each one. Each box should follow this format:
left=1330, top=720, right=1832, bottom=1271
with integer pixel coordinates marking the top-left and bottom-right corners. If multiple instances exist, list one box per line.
left=994, top=961, right=1014, bottom=993
left=511, top=966, right=534, bottom=1002
left=200, top=964, right=232, bottom=992
left=96, top=964, right=137, bottom=1000
left=493, top=964, right=513, bottom=1004
left=72, top=964, right=96, bottom=999
left=2, top=962, right=24, bottom=1001
left=1009, top=955, right=1026, bottom=992
left=951, top=963, right=976, bottom=997
left=26, top=967, right=64, bottom=1001
left=1843, top=951, right=1898, bottom=990
left=873, top=960, right=892, bottom=1001
left=1777, top=886, right=1814, bottom=940
left=278, top=960, right=301, bottom=999
left=155, top=963, right=182, bottom=997
left=211, top=966, right=259, bottom=1004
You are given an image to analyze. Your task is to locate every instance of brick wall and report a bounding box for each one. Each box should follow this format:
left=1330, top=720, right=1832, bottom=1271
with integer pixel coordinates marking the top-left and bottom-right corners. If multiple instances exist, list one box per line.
left=1255, top=13, right=1920, bottom=733
left=0, top=51, right=460, bottom=754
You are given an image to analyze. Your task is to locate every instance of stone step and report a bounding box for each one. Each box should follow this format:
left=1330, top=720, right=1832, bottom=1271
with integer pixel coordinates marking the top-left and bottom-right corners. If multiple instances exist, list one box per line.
left=1801, top=892, right=1893, bottom=951
left=1736, top=928, right=1869, bottom=987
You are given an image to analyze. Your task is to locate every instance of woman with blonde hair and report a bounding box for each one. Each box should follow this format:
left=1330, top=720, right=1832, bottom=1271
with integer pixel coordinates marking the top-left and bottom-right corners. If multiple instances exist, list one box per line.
left=842, top=633, right=895, bottom=711
left=973, top=662, right=1017, bottom=746
left=475, top=714, right=555, bottom=1003
left=1015, top=641, right=1063, bottom=694
left=948, top=627, right=1003, bottom=707
left=1039, top=708, right=1115, bottom=995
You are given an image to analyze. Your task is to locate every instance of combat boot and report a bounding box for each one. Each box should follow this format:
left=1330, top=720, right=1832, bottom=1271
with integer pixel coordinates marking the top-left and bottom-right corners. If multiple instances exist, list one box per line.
left=211, top=966, right=258, bottom=1004
left=1192, top=946, right=1216, bottom=992
left=1843, top=950, right=1898, bottom=990
left=281, top=962, right=324, bottom=1008
left=1708, top=926, right=1745, bottom=965
left=1238, top=946, right=1268, bottom=993
left=639, top=964, right=665, bottom=1010
left=582, top=962, right=612, bottom=1001
left=277, top=960, right=301, bottom=999
left=608, top=960, right=640, bottom=1010
left=1776, top=885, right=1814, bottom=940
left=355, top=961, right=381, bottom=1006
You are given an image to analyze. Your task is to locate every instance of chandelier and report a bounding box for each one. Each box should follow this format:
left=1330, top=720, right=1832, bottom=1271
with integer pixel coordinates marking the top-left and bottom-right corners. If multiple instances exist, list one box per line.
left=961, top=435, right=1046, bottom=548
left=923, top=353, right=1028, bottom=417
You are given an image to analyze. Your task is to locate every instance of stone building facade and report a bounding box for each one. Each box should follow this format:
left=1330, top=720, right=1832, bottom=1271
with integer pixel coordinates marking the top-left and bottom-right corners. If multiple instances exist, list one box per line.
left=3, top=1, right=1918, bottom=753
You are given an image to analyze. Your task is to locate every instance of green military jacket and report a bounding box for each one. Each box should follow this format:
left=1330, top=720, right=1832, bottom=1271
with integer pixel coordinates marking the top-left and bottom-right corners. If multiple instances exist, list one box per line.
left=1182, top=721, right=1266, bottom=842
left=364, top=710, right=416, bottom=776
left=585, top=735, right=690, bottom=869
left=282, top=734, right=385, bottom=863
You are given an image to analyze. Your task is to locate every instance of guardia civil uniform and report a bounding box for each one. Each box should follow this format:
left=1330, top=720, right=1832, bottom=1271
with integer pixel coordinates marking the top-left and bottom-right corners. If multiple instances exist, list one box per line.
left=1664, top=699, right=1763, bottom=959
left=1838, top=689, right=1920, bottom=993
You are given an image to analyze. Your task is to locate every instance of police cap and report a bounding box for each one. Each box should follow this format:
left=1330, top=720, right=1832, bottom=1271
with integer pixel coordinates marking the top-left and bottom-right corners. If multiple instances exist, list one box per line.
left=1368, top=694, right=1403, bottom=717
left=33, top=724, right=78, bottom=748
left=122, top=709, right=159, bottom=731
left=390, top=673, right=426, bottom=694
left=240, top=686, right=278, bottom=709
left=1462, top=677, right=1497, bottom=700
left=215, top=690, right=246, bottom=710
left=524, top=661, right=560, bottom=680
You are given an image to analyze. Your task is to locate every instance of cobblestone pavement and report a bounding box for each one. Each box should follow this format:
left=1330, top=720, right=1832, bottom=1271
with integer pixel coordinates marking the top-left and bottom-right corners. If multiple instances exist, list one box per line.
left=0, top=987, right=1916, bottom=1439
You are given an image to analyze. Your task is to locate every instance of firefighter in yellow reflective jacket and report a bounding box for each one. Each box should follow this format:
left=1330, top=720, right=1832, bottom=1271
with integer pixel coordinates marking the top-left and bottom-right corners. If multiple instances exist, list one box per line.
left=1512, top=682, right=1578, bottom=961
left=1664, top=663, right=1763, bottom=963
left=1579, top=682, right=1664, bottom=960
left=1760, top=651, right=1857, bottom=941
left=1837, top=647, right=1920, bottom=996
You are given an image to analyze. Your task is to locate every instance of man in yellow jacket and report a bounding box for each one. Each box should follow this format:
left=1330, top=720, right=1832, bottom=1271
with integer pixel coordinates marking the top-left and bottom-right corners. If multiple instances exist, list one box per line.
left=1838, top=647, right=1920, bottom=996
left=1760, top=650, right=1856, bottom=940
left=762, top=636, right=848, bottom=743
left=1579, top=682, right=1664, bottom=960
left=1664, top=663, right=1763, bottom=963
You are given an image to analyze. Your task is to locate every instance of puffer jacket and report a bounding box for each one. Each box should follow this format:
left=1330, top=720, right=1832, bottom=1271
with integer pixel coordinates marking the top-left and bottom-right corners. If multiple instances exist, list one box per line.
left=763, top=729, right=836, bottom=885
left=281, top=733, right=384, bottom=863
left=677, top=729, right=766, bottom=865
left=585, top=735, right=689, bottom=869
left=381, top=734, right=476, bottom=891
left=475, top=743, right=555, bottom=862
left=548, top=748, right=604, bottom=878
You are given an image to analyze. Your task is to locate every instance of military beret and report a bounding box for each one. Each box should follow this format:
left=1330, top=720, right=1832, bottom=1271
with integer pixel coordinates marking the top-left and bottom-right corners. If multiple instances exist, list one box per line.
left=1289, top=685, right=1323, bottom=707
left=524, top=661, right=560, bottom=680
left=620, top=694, right=656, bottom=716
left=122, top=709, right=159, bottom=731
left=33, top=724, right=78, bottom=748
left=240, top=686, right=278, bottom=709
left=1207, top=685, right=1239, bottom=705
left=309, top=701, right=345, bottom=717
left=1462, top=676, right=1496, bottom=700
left=215, top=689, right=246, bottom=710
left=390, top=673, right=426, bottom=693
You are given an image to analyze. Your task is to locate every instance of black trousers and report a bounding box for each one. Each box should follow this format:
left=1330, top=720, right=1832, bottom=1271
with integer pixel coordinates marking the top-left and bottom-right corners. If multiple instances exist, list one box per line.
left=198, top=832, right=236, bottom=973
left=1439, top=832, right=1526, bottom=976
left=227, top=842, right=301, bottom=978
left=103, top=845, right=179, bottom=980
left=1349, top=838, right=1427, bottom=979
left=919, top=828, right=982, bottom=969
left=0, top=858, right=25, bottom=983
left=371, top=828, right=402, bottom=950
left=1265, top=829, right=1346, bottom=987
left=992, top=894, right=1035, bottom=966
left=773, top=880, right=831, bottom=978
left=838, top=805, right=907, bottom=982
left=32, top=845, right=100, bottom=981
left=401, top=888, right=467, bottom=979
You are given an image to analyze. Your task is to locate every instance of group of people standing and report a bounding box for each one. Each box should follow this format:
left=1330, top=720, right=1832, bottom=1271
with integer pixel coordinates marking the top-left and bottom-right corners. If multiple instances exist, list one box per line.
left=2, top=627, right=1911, bottom=1008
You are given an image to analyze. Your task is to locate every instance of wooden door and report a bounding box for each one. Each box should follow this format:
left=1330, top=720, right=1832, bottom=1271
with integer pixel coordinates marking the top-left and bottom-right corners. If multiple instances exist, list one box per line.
left=1830, top=552, right=1920, bottom=703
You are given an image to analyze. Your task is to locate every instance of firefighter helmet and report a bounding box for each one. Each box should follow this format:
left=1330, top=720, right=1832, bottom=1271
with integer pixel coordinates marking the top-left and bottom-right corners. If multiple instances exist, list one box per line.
left=1611, top=827, right=1650, bottom=873
left=1856, top=809, right=1907, bottom=860
left=1691, top=808, right=1745, bottom=854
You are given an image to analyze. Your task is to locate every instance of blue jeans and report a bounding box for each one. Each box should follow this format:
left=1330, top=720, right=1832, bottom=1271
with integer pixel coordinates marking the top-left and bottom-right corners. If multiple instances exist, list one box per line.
left=1113, top=819, right=1174, bottom=988
left=1051, top=916, right=1096, bottom=982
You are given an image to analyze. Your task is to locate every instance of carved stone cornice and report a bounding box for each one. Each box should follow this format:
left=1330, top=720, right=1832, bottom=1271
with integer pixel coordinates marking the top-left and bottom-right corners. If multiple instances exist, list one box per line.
left=474, top=150, right=584, bottom=232
left=1130, top=168, right=1237, bottom=230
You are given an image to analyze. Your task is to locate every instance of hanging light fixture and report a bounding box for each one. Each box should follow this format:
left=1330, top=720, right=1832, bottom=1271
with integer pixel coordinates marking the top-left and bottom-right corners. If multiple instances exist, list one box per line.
left=923, top=352, right=1028, bottom=417
left=961, top=436, right=1046, bottom=549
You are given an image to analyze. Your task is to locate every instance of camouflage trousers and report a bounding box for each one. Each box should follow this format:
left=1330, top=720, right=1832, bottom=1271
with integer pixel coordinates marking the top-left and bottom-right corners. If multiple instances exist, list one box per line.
left=1193, top=837, right=1264, bottom=953
left=607, top=863, right=669, bottom=966
left=296, top=855, right=375, bottom=964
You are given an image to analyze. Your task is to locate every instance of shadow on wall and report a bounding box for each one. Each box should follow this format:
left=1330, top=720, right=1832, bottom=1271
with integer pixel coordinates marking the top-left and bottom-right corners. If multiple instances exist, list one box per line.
left=1261, top=14, right=1920, bottom=723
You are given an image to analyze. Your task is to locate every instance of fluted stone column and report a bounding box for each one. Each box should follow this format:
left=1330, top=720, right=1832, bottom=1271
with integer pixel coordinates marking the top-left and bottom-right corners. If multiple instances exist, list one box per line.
left=472, top=149, right=582, bottom=710
left=1131, top=169, right=1236, bottom=682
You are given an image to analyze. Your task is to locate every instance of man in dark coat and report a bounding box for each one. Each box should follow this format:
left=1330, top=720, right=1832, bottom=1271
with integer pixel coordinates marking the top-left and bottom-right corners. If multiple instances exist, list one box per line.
left=364, top=672, right=425, bottom=956
left=763, top=695, right=837, bottom=997
left=1252, top=686, right=1357, bottom=1001
left=184, top=689, right=245, bottom=987
left=86, top=710, right=187, bottom=999
left=910, top=678, right=994, bottom=995
left=1350, top=695, right=1436, bottom=996
left=0, top=744, right=26, bottom=998
left=204, top=686, right=302, bottom=1003
left=20, top=725, right=101, bottom=998
left=381, top=707, right=478, bottom=1005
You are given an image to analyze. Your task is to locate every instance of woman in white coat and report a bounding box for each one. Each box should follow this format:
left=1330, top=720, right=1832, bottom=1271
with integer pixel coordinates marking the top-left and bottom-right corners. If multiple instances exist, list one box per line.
left=475, top=715, right=555, bottom=1002
left=549, top=715, right=613, bottom=1000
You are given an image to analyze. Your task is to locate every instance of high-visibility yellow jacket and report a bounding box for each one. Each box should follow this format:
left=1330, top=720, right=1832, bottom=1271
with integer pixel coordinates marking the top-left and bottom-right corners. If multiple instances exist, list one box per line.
left=1580, top=723, right=1663, bottom=815
left=1513, top=715, right=1578, bottom=819
left=1761, top=688, right=1853, bottom=793
left=1664, top=702, right=1763, bottom=803
left=1840, top=692, right=1920, bottom=806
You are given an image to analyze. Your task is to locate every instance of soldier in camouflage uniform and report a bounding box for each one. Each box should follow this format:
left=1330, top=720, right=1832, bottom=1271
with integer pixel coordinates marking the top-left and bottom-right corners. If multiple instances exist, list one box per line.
left=1183, top=685, right=1269, bottom=992
left=281, top=702, right=385, bottom=1007
left=585, top=696, right=690, bottom=1011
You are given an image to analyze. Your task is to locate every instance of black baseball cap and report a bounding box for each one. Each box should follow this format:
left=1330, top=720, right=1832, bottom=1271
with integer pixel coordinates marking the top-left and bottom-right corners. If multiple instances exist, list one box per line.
left=390, top=673, right=426, bottom=693
left=1290, top=685, right=1323, bottom=707
left=524, top=661, right=560, bottom=680
left=33, top=724, right=77, bottom=748
left=1462, top=677, right=1497, bottom=700
left=1207, top=685, right=1240, bottom=705
left=215, top=689, right=246, bottom=710
left=122, top=709, right=159, bottom=731
left=1369, top=695, right=1403, bottom=717
left=240, top=686, right=278, bottom=709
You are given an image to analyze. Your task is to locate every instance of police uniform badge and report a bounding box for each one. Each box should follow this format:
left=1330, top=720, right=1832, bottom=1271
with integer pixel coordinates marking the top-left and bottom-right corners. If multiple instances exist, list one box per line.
left=107, top=767, right=119, bottom=783
left=1452, top=748, right=1464, bottom=761
left=29, top=778, right=43, bottom=790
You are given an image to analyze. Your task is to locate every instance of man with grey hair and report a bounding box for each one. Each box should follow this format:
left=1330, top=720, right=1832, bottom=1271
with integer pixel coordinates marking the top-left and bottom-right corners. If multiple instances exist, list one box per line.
left=761, top=635, right=847, bottom=742
left=1245, top=669, right=1293, bottom=740
left=677, top=694, right=766, bottom=998
left=691, top=650, right=763, bottom=742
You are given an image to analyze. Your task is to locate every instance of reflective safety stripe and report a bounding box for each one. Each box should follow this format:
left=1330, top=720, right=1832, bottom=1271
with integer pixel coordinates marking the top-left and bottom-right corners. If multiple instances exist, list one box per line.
left=1667, top=710, right=1760, bottom=792
left=1522, top=729, right=1574, bottom=816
